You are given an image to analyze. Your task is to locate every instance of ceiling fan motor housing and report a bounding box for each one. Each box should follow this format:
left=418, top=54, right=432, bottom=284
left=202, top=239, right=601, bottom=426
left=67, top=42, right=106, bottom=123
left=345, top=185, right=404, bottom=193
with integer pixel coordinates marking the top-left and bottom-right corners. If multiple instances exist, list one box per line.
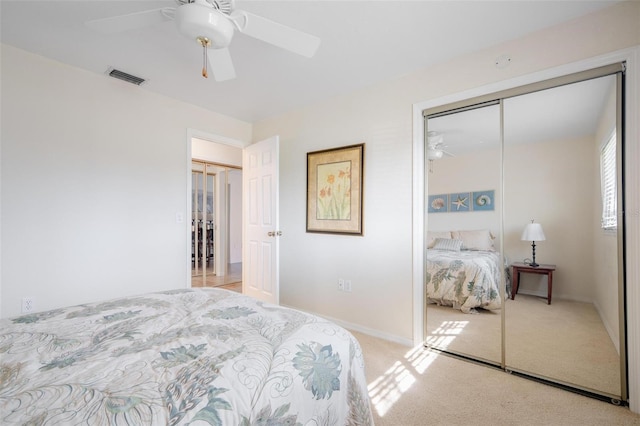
left=175, top=1, right=234, bottom=48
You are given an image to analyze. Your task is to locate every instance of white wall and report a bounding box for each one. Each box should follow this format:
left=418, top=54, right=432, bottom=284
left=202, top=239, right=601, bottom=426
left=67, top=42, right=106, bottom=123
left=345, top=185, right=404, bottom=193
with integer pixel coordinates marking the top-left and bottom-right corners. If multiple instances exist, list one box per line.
left=252, top=1, right=640, bottom=344
left=192, top=137, right=243, bottom=166
left=0, top=45, right=252, bottom=318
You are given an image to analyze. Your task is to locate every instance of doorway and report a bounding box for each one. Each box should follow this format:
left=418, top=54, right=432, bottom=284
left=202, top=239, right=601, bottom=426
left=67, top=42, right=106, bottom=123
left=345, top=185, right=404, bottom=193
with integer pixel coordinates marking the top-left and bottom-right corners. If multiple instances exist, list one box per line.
left=186, top=132, right=281, bottom=303
left=190, top=136, right=243, bottom=292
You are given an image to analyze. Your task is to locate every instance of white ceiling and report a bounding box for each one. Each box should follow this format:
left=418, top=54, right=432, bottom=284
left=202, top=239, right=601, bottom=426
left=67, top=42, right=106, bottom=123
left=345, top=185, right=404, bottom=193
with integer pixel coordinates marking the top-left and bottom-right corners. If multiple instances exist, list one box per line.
left=427, top=74, right=616, bottom=156
left=0, top=0, right=619, bottom=123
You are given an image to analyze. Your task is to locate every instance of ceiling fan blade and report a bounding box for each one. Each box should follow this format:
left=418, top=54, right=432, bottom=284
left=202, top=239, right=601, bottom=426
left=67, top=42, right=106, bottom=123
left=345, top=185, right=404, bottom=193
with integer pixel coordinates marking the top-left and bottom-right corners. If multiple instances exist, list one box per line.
left=208, top=48, right=236, bottom=81
left=233, top=11, right=320, bottom=58
left=85, top=8, right=174, bottom=34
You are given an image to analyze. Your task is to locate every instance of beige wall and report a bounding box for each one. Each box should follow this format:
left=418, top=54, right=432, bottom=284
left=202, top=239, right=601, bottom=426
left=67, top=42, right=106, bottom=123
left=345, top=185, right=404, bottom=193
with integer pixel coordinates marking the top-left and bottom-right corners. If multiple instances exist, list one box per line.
left=427, top=148, right=501, bottom=239
left=504, top=136, right=595, bottom=301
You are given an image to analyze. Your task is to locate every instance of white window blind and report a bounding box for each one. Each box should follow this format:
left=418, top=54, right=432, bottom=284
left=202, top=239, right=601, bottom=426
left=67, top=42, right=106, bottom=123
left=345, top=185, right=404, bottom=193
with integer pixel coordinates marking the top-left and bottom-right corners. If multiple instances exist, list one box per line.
left=600, top=130, right=617, bottom=230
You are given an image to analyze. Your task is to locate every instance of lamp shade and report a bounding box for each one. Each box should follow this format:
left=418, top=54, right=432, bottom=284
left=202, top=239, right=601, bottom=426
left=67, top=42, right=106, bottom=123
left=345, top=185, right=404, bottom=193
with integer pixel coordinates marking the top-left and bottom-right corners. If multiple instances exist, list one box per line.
left=521, top=222, right=546, bottom=241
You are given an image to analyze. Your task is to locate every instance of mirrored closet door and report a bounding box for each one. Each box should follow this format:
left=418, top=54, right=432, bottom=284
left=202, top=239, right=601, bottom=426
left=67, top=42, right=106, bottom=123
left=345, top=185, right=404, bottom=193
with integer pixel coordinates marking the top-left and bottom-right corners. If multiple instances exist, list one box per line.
left=425, top=103, right=503, bottom=365
left=423, top=64, right=627, bottom=403
left=503, top=74, right=624, bottom=399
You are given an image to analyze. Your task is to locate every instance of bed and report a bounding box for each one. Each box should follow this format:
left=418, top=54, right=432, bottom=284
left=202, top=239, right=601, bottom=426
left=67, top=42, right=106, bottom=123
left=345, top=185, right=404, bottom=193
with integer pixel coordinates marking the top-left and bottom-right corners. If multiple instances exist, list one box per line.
left=426, top=230, right=503, bottom=313
left=0, top=288, right=374, bottom=425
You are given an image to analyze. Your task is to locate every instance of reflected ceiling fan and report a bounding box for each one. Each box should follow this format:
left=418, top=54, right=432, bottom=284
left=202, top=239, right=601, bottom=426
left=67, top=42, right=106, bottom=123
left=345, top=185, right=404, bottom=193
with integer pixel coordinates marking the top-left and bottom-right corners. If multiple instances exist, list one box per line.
left=86, top=0, right=321, bottom=81
left=427, top=131, right=454, bottom=173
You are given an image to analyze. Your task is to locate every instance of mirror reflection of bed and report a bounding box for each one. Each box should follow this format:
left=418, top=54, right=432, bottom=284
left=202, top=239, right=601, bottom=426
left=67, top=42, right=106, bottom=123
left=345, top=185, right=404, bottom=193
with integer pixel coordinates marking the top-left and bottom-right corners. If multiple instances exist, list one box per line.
left=424, top=71, right=625, bottom=400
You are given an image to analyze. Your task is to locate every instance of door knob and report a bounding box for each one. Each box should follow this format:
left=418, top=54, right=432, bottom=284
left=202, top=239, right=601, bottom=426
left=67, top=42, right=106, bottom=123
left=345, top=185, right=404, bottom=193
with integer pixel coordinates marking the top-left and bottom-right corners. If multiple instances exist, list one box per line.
left=267, top=231, right=283, bottom=237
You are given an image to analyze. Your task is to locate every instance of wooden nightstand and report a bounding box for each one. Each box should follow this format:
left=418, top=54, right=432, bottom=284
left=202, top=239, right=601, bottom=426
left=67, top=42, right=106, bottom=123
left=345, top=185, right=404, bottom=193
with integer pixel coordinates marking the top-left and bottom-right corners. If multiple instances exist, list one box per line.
left=511, top=262, right=556, bottom=304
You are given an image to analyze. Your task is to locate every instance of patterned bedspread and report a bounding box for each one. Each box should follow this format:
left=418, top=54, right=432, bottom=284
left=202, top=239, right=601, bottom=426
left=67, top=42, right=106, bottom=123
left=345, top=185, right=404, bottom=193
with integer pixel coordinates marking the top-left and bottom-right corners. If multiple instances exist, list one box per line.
left=426, top=249, right=502, bottom=313
left=0, top=288, right=374, bottom=425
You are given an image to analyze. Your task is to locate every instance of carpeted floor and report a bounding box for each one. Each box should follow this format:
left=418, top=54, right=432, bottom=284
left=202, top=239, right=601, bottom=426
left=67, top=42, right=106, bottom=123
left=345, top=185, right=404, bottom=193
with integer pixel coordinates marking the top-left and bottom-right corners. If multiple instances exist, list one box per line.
left=351, top=330, right=640, bottom=426
left=426, top=294, right=620, bottom=396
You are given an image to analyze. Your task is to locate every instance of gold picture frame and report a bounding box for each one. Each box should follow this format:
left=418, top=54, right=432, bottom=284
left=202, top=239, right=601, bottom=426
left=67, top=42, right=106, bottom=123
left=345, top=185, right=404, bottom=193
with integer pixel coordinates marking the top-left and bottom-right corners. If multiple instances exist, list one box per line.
left=306, top=143, right=364, bottom=235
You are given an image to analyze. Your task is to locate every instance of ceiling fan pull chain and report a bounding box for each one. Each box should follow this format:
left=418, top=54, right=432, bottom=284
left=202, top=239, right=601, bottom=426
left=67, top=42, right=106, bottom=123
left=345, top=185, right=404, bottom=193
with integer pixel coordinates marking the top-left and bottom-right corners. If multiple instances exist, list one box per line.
left=202, top=44, right=208, bottom=78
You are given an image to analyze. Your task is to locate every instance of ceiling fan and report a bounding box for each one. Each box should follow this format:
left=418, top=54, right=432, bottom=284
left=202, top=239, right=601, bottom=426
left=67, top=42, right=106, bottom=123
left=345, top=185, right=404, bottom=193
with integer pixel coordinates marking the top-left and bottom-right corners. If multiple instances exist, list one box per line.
left=86, top=0, right=321, bottom=82
left=427, top=131, right=454, bottom=160
left=427, top=131, right=454, bottom=173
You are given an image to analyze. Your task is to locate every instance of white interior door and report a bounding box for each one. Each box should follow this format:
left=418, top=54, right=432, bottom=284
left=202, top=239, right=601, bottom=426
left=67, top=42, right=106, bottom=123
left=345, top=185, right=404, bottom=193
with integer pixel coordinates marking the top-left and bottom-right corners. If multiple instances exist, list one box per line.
left=243, top=136, right=279, bottom=304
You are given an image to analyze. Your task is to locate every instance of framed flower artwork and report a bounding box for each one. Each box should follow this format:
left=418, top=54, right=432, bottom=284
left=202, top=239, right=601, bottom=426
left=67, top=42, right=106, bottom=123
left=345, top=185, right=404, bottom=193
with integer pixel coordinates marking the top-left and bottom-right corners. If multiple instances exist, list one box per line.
left=306, top=143, right=364, bottom=235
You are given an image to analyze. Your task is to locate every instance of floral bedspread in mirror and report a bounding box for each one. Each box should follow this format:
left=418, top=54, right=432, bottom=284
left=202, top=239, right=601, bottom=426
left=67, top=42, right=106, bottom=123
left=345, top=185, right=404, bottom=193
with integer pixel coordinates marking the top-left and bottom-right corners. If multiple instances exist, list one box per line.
left=0, top=288, right=374, bottom=425
left=426, top=249, right=502, bottom=313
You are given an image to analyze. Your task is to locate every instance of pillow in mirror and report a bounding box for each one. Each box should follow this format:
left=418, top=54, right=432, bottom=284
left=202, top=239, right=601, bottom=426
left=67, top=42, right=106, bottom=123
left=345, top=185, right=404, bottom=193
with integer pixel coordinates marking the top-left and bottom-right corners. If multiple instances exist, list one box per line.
left=427, top=231, right=452, bottom=248
left=432, top=238, right=463, bottom=251
left=451, top=229, right=495, bottom=251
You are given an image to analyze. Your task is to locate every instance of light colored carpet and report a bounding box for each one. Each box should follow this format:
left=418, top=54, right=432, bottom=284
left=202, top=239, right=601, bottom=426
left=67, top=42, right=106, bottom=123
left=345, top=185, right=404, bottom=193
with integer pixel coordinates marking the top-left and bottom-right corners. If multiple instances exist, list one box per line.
left=426, top=303, right=501, bottom=363
left=426, top=294, right=620, bottom=396
left=351, top=331, right=640, bottom=426
left=506, top=295, right=620, bottom=395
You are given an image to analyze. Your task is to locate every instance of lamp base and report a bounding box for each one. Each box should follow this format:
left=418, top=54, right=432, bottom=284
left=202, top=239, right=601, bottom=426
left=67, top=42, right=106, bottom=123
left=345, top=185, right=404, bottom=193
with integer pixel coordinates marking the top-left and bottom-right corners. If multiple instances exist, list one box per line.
left=529, top=241, right=539, bottom=268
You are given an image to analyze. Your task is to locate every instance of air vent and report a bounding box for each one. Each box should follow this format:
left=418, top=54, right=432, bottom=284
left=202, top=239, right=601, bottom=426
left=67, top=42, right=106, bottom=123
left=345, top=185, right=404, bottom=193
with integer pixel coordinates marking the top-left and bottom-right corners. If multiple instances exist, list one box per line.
left=107, top=68, right=146, bottom=86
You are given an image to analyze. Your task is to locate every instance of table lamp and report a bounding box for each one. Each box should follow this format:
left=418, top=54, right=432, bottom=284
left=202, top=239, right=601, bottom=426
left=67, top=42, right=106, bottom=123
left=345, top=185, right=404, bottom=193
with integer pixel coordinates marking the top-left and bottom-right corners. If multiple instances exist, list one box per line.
left=521, top=220, right=546, bottom=267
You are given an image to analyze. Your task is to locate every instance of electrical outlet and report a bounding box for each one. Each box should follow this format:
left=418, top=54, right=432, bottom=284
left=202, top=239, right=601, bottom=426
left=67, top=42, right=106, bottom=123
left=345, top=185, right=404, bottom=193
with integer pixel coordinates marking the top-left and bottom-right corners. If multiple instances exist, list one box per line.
left=338, top=278, right=345, bottom=291
left=345, top=280, right=352, bottom=292
left=22, top=297, right=34, bottom=313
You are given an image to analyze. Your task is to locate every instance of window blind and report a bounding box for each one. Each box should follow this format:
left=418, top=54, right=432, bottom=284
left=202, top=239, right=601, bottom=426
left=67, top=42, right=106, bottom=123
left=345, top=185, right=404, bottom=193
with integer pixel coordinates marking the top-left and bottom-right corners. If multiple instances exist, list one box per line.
left=601, top=130, right=617, bottom=230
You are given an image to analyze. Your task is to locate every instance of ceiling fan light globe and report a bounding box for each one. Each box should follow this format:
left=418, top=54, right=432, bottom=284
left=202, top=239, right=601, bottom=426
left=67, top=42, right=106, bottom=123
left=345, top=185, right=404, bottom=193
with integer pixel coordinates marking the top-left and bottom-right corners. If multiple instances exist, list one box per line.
left=175, top=2, right=235, bottom=48
left=427, top=150, right=444, bottom=160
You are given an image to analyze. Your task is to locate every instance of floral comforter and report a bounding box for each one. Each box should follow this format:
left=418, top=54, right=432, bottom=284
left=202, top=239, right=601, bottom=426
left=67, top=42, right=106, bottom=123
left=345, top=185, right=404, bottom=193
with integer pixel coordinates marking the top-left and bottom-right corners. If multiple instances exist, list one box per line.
left=0, top=288, right=374, bottom=425
left=426, top=249, right=502, bottom=313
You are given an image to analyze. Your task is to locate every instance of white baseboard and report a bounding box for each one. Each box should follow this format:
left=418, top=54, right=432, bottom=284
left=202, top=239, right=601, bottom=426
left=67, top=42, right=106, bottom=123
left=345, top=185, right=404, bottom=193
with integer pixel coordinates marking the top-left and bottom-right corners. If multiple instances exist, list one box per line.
left=515, top=289, right=548, bottom=299
left=281, top=303, right=414, bottom=347
left=517, top=290, right=592, bottom=304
